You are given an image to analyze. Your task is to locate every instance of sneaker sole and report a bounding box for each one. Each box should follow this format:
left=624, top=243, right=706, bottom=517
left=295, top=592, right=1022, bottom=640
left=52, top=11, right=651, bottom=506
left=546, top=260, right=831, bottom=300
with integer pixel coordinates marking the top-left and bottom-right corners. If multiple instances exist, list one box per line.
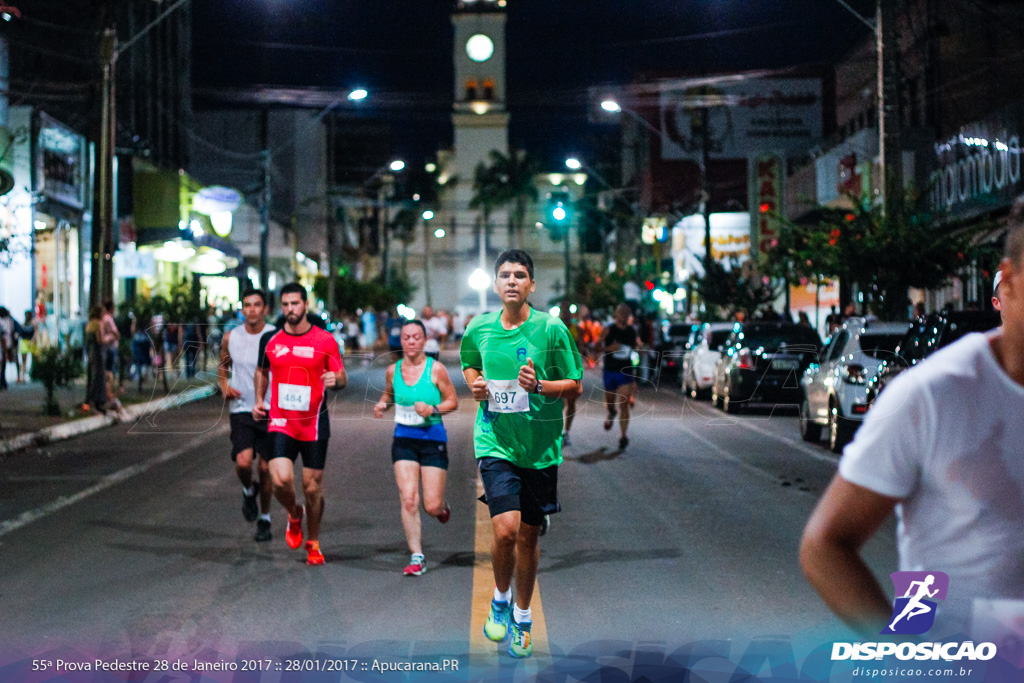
left=483, top=624, right=509, bottom=643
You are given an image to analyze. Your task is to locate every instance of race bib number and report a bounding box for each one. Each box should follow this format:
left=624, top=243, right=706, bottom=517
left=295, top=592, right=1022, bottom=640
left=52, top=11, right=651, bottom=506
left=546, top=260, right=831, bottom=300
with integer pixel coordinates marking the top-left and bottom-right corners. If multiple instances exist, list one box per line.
left=613, top=344, right=632, bottom=360
left=486, top=379, right=530, bottom=414
left=278, top=383, right=311, bottom=411
left=395, top=403, right=426, bottom=426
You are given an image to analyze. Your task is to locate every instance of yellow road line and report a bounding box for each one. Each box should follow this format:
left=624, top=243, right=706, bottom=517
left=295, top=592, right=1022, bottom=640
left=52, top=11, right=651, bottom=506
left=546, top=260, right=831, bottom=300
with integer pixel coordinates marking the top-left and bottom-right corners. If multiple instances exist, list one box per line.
left=470, top=475, right=549, bottom=664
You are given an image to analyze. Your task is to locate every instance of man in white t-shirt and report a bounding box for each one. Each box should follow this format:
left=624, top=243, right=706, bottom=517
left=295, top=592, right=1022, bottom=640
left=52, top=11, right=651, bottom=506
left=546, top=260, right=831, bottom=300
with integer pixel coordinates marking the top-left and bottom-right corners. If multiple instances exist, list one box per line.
left=800, top=221, right=1024, bottom=637
left=421, top=305, right=447, bottom=360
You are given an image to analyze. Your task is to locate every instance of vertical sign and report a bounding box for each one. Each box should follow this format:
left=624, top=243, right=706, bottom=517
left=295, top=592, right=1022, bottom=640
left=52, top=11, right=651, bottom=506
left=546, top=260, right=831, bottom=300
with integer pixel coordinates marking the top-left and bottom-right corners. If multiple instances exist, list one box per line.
left=750, top=154, right=784, bottom=256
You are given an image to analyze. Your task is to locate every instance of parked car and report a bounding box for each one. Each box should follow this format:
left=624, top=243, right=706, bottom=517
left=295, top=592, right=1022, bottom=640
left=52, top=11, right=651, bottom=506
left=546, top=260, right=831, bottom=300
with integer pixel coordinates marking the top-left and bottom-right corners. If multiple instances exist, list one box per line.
left=711, top=322, right=823, bottom=413
left=655, top=321, right=699, bottom=385
left=681, top=322, right=734, bottom=399
left=865, top=310, right=1001, bottom=407
left=799, top=317, right=910, bottom=453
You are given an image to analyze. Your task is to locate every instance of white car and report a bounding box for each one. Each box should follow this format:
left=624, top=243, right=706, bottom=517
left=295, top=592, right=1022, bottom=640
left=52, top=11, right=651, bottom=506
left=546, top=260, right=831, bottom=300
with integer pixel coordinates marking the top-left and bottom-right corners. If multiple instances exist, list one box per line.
left=799, top=316, right=910, bottom=452
left=681, top=322, right=734, bottom=400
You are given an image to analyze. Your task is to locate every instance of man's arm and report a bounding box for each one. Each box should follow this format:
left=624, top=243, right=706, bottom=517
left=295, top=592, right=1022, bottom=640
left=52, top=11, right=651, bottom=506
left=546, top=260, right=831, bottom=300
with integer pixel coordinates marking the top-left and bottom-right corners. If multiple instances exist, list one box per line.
left=463, top=367, right=489, bottom=401
left=322, top=342, right=347, bottom=390
left=253, top=365, right=269, bottom=420
left=799, top=474, right=899, bottom=636
left=218, top=331, right=241, bottom=400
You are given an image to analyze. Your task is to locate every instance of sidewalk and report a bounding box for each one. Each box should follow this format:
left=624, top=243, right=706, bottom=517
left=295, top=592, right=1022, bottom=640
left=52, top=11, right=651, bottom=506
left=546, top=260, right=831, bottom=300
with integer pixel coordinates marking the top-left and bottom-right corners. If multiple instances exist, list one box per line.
left=1, top=367, right=219, bottom=456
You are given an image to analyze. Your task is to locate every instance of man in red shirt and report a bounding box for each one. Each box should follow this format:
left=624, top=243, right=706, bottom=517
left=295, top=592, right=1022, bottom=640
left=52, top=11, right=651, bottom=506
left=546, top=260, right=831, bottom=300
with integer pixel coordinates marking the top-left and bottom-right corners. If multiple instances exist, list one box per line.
left=254, top=283, right=346, bottom=565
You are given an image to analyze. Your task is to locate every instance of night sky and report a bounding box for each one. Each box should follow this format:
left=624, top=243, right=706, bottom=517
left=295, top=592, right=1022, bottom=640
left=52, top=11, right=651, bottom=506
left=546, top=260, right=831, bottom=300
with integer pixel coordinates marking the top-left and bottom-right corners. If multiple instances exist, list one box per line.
left=191, top=0, right=875, bottom=164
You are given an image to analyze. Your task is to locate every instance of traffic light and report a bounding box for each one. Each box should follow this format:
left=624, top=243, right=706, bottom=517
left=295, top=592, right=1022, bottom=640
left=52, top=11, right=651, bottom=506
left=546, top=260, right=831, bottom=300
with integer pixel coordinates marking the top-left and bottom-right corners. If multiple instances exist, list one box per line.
left=546, top=190, right=571, bottom=240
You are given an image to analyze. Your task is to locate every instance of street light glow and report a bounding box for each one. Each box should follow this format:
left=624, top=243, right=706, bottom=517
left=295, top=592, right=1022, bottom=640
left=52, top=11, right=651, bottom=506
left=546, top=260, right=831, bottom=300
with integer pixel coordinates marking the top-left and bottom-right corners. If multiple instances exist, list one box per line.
left=434, top=227, right=446, bottom=238
left=422, top=210, right=434, bottom=220
left=552, top=206, right=567, bottom=222
left=348, top=89, right=368, bottom=101
left=601, top=99, right=621, bottom=113
left=390, top=160, right=406, bottom=172
left=565, top=157, right=582, bottom=170
left=469, top=267, right=491, bottom=291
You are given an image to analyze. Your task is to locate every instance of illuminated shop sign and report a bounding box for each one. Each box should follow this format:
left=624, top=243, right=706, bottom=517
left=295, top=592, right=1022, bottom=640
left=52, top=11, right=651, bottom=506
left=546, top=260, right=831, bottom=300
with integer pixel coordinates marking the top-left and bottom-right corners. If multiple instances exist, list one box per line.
left=35, top=113, right=87, bottom=209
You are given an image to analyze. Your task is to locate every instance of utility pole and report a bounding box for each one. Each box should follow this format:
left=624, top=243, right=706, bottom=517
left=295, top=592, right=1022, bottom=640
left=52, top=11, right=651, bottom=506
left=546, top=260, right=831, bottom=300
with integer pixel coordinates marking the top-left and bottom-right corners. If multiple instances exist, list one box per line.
left=90, top=27, right=117, bottom=308
left=877, top=0, right=903, bottom=215
left=698, top=108, right=713, bottom=277
left=259, top=110, right=270, bottom=292
left=325, top=115, right=336, bottom=312
left=379, top=176, right=393, bottom=285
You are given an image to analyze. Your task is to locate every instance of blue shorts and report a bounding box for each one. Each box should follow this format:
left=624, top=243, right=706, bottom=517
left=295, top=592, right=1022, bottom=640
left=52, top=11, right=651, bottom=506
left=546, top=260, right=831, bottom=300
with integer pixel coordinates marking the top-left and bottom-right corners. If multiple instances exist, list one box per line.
left=603, top=370, right=635, bottom=392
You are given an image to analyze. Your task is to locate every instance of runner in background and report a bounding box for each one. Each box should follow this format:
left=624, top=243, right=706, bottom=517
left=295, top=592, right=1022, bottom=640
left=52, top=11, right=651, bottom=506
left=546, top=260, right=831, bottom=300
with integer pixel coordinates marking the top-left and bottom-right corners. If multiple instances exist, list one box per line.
left=373, top=320, right=458, bottom=576
left=255, top=283, right=346, bottom=566
left=601, top=303, right=640, bottom=450
left=219, top=288, right=275, bottom=542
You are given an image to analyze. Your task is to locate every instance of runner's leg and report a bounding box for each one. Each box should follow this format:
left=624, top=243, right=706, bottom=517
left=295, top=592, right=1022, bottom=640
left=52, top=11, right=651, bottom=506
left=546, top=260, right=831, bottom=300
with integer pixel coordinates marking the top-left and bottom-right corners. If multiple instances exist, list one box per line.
left=302, top=466, right=325, bottom=543
left=564, top=395, right=577, bottom=434
left=491, top=510, right=521, bottom=593
left=394, top=460, right=423, bottom=555
left=513, top=522, right=542, bottom=609
left=619, top=383, right=635, bottom=438
left=235, top=448, right=255, bottom=489
left=257, top=457, right=272, bottom=515
left=420, top=465, right=447, bottom=518
left=269, top=457, right=301, bottom=518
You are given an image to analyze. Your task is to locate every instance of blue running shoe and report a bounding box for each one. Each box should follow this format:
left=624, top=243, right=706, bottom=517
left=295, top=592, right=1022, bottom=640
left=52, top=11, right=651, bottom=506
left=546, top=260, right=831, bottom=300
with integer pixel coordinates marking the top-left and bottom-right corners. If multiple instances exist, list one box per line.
left=483, top=599, right=511, bottom=642
left=508, top=618, right=533, bottom=658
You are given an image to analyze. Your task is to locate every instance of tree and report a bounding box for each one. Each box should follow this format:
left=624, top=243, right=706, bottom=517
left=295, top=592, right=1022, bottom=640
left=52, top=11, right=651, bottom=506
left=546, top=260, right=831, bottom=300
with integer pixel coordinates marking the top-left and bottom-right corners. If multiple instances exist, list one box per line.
left=695, top=260, right=780, bottom=321
left=470, top=149, right=541, bottom=249
left=762, top=190, right=980, bottom=320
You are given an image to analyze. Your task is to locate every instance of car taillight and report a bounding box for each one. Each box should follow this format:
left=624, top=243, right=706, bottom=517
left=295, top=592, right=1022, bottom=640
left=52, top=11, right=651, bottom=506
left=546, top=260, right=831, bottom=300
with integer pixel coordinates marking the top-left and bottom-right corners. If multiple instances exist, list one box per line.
left=737, top=349, right=754, bottom=370
left=842, top=363, right=866, bottom=384
left=852, top=403, right=869, bottom=415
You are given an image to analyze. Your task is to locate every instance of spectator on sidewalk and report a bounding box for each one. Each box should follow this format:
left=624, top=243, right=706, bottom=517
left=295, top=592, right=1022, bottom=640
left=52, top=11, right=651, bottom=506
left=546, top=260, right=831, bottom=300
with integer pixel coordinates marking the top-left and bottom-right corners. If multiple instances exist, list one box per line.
left=130, top=314, right=153, bottom=391
left=100, top=300, right=121, bottom=390
left=0, top=306, right=14, bottom=390
left=17, top=311, right=37, bottom=383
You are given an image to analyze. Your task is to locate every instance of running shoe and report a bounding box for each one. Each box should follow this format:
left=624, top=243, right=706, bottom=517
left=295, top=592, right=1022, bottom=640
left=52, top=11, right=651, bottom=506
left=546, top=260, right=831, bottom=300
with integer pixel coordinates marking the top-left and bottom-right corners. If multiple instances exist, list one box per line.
left=508, top=618, right=533, bottom=658
left=242, top=487, right=258, bottom=522
left=437, top=503, right=451, bottom=524
left=603, top=410, right=616, bottom=431
left=254, top=518, right=272, bottom=542
left=403, top=554, right=426, bottom=576
left=285, top=508, right=304, bottom=549
left=483, top=599, right=511, bottom=642
left=619, top=436, right=629, bottom=450
left=306, top=540, right=325, bottom=566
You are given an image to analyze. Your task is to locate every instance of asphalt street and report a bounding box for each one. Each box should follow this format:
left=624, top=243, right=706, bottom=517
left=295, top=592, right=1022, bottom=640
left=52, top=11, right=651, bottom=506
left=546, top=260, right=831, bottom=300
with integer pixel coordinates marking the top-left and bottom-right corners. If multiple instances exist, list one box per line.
left=0, top=358, right=897, bottom=680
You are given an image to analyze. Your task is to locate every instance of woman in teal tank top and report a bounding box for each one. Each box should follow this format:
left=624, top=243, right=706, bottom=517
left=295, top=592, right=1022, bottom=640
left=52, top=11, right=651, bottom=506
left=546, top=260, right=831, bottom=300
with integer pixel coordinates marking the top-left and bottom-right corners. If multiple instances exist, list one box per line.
left=373, top=319, right=459, bottom=576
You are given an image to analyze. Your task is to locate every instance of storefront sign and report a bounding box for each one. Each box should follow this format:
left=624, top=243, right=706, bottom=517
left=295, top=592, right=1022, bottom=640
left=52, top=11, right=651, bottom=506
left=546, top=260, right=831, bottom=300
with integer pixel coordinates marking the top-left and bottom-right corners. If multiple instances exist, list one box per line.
left=35, top=113, right=87, bottom=209
left=660, top=78, right=822, bottom=160
left=113, top=250, right=156, bottom=279
left=193, top=186, right=242, bottom=215
left=671, top=212, right=751, bottom=279
left=642, top=216, right=668, bottom=245
left=929, top=130, right=1022, bottom=222
left=749, top=154, right=784, bottom=255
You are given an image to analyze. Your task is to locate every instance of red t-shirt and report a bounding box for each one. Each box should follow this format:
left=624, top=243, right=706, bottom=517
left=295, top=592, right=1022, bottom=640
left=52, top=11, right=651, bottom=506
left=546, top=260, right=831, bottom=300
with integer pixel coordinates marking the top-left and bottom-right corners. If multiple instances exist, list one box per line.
left=258, top=325, right=343, bottom=442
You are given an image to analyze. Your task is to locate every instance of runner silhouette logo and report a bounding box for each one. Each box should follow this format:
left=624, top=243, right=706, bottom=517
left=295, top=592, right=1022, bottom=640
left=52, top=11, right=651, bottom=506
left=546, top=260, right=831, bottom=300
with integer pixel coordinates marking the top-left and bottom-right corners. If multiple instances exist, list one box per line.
left=882, top=571, right=949, bottom=635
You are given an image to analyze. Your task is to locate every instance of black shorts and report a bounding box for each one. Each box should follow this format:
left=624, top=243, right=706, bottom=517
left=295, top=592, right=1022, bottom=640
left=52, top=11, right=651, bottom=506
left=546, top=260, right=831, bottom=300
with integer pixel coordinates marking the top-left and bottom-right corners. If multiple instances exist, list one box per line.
left=229, top=413, right=271, bottom=460
left=269, top=432, right=329, bottom=470
left=478, top=456, right=560, bottom=526
left=391, top=437, right=448, bottom=470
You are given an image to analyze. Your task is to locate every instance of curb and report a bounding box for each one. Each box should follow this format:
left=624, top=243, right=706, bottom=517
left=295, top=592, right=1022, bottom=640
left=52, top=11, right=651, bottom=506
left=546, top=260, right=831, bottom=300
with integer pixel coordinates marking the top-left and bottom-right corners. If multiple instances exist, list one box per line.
left=0, top=385, right=219, bottom=457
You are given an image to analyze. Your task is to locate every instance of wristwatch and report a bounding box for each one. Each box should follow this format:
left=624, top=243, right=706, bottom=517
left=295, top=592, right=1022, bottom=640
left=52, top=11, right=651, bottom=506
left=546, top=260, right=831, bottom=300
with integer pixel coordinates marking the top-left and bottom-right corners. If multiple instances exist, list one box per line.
left=534, top=380, right=543, bottom=395
left=432, top=406, right=440, bottom=416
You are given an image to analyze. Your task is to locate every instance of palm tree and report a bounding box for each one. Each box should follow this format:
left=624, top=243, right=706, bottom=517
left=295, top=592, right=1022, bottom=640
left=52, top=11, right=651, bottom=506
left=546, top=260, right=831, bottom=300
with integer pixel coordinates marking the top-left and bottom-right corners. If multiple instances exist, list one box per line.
left=470, top=149, right=541, bottom=249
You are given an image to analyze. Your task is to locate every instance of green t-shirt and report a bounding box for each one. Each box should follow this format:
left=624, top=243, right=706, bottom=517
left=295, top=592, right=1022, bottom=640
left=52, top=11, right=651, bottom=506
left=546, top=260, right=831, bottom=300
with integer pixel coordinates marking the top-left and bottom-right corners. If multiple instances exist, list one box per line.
left=459, top=308, right=583, bottom=469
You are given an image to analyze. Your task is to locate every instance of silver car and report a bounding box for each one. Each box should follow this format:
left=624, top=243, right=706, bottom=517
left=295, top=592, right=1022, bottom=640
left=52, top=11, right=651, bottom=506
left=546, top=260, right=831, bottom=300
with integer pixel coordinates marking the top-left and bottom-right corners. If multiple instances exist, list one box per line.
left=799, top=316, right=910, bottom=453
left=681, top=322, right=734, bottom=400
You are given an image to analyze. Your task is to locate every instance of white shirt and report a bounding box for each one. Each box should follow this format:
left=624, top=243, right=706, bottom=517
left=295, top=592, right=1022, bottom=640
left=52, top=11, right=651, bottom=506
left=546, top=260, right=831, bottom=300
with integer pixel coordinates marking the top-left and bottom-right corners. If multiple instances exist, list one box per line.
left=423, top=315, right=447, bottom=354
left=227, top=324, right=274, bottom=414
left=840, top=333, right=1024, bottom=635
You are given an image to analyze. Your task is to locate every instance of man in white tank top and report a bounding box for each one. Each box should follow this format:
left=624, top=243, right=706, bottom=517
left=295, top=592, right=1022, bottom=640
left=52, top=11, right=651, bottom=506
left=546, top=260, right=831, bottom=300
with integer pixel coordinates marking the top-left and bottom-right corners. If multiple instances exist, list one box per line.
left=219, top=289, right=275, bottom=541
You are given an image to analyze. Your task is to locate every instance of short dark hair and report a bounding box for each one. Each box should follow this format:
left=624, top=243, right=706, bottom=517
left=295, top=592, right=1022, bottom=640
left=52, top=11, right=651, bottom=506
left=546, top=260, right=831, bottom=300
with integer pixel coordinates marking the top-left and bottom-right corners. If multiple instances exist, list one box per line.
left=279, top=282, right=307, bottom=301
left=402, top=319, right=427, bottom=336
left=103, top=298, right=114, bottom=312
left=240, top=288, right=267, bottom=306
left=494, top=249, right=534, bottom=280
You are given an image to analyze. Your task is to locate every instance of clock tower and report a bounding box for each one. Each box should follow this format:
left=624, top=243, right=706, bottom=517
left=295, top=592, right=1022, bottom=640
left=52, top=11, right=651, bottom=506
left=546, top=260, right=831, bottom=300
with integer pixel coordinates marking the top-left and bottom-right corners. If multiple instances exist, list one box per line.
left=451, top=0, right=509, bottom=253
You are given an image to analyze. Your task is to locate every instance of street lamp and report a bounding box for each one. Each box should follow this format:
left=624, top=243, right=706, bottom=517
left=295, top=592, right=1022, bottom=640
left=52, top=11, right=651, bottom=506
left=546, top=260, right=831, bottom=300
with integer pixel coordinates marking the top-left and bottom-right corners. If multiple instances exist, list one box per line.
left=348, top=88, right=368, bottom=101
left=469, top=267, right=491, bottom=315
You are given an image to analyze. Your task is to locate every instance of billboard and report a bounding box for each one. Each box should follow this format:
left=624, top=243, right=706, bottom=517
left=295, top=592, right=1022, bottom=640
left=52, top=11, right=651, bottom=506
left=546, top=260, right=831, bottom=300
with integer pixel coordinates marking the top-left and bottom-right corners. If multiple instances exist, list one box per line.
left=660, top=78, right=822, bottom=160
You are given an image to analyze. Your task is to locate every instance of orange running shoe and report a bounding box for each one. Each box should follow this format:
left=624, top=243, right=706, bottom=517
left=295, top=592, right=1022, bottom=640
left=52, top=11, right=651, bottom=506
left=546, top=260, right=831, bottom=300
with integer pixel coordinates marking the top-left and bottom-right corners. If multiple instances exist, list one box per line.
left=306, top=540, right=325, bottom=566
left=285, top=507, right=304, bottom=549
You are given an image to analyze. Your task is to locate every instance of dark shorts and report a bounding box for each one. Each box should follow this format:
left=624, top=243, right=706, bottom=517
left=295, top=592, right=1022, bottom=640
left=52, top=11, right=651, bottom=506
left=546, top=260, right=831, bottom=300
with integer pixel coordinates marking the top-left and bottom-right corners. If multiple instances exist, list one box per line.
left=104, top=347, right=117, bottom=372
left=392, top=437, right=448, bottom=469
left=229, top=412, right=271, bottom=460
left=269, top=432, right=329, bottom=470
left=603, top=370, right=636, bottom=392
left=478, top=456, right=559, bottom=526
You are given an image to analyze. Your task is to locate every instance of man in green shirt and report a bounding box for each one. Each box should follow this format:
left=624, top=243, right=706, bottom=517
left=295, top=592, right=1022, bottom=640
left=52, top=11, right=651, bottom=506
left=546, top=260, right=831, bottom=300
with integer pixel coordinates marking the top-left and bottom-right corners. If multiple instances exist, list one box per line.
left=460, top=249, right=583, bottom=659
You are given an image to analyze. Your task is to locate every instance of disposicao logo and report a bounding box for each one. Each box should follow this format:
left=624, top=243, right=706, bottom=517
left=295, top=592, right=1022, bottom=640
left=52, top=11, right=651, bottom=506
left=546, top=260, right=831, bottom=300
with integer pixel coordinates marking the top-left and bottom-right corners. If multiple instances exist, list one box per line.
left=831, top=571, right=997, bottom=663
left=882, top=571, right=949, bottom=635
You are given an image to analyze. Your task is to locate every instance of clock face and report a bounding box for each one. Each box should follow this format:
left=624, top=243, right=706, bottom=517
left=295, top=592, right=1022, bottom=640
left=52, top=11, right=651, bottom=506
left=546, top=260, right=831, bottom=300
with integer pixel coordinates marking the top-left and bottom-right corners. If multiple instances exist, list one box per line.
left=466, top=34, right=494, bottom=62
